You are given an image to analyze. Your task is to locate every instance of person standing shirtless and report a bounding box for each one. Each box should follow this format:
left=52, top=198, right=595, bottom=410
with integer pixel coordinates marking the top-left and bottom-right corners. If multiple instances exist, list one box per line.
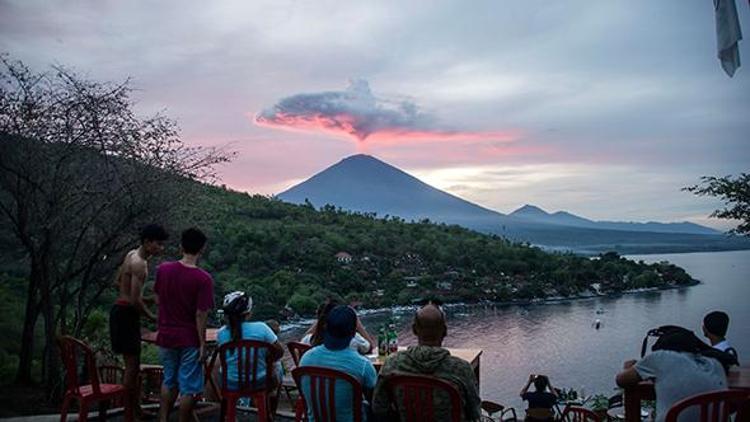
left=110, top=224, right=168, bottom=419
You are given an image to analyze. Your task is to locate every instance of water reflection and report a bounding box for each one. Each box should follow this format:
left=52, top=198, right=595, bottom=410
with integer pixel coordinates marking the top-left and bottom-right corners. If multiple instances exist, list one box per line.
left=281, top=250, right=750, bottom=410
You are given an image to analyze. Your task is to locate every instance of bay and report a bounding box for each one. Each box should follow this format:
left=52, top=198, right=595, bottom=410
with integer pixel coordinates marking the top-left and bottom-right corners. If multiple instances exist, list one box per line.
left=281, top=249, right=750, bottom=411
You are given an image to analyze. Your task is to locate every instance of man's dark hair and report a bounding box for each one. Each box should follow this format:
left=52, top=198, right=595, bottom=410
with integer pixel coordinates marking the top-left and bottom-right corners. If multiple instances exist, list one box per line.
left=704, top=311, right=729, bottom=337
left=140, top=224, right=168, bottom=243
left=181, top=228, right=207, bottom=254
left=311, top=299, right=340, bottom=346
left=533, top=375, right=549, bottom=392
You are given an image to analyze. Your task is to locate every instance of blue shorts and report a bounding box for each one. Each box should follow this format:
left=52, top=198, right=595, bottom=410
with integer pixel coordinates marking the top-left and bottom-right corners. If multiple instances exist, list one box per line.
left=159, top=347, right=204, bottom=395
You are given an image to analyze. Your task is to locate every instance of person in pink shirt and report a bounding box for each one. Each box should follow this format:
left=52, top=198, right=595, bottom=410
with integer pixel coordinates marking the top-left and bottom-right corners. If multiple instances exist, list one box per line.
left=154, top=228, right=214, bottom=422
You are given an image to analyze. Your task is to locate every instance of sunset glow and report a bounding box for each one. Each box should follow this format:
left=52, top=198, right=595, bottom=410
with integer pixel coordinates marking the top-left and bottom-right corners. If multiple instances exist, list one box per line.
left=3, top=1, right=746, bottom=227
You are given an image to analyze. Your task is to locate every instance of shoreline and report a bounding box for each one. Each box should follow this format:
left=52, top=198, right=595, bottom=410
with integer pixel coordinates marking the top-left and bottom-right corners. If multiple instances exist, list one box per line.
left=280, top=280, right=699, bottom=332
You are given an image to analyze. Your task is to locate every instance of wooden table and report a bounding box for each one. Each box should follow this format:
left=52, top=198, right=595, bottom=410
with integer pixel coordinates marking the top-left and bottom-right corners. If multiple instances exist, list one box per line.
left=141, top=328, right=219, bottom=344
left=371, top=347, right=483, bottom=391
left=623, top=365, right=750, bottom=422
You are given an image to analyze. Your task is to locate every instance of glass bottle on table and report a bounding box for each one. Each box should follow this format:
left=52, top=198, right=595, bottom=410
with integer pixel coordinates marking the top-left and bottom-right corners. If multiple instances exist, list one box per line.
left=388, top=323, right=398, bottom=354
left=378, top=326, right=388, bottom=357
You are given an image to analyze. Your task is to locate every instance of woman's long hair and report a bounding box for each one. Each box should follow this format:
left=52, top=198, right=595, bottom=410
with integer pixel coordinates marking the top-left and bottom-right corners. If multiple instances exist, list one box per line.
left=310, top=299, right=339, bottom=346
left=652, top=326, right=738, bottom=373
left=228, top=313, right=243, bottom=343
left=223, top=292, right=251, bottom=343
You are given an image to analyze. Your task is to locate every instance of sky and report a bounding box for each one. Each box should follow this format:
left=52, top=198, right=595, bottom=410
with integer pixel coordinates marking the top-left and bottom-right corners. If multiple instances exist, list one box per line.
left=2, top=0, right=749, bottom=229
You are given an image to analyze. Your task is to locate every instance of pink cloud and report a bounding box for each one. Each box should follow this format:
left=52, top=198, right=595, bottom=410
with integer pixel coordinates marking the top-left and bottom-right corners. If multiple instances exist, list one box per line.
left=254, top=79, right=519, bottom=147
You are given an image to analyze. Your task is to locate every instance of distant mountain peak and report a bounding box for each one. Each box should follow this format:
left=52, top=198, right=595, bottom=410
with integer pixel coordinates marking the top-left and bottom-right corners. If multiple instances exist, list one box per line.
left=278, top=153, right=503, bottom=222
left=340, top=153, right=377, bottom=162
left=330, top=154, right=404, bottom=174
left=278, top=157, right=726, bottom=246
left=552, top=211, right=575, bottom=217
left=511, top=204, right=550, bottom=216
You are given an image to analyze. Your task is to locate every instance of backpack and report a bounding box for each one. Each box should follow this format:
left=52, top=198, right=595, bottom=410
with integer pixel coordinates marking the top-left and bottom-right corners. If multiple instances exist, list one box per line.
left=640, top=325, right=686, bottom=358
left=725, top=346, right=739, bottom=361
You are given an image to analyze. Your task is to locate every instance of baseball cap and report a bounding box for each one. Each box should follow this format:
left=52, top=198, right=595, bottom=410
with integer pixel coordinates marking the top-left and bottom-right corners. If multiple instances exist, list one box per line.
left=323, top=305, right=357, bottom=350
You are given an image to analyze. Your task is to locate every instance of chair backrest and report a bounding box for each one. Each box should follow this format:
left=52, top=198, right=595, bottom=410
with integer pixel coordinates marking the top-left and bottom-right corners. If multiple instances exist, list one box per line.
left=384, top=373, right=463, bottom=422
left=292, top=366, right=363, bottom=422
left=140, top=366, right=165, bottom=402
left=664, top=389, right=750, bottom=422
left=58, top=336, right=101, bottom=396
left=217, top=339, right=276, bottom=393
left=287, top=341, right=312, bottom=368
left=98, top=365, right=124, bottom=385
left=561, top=405, right=601, bottom=422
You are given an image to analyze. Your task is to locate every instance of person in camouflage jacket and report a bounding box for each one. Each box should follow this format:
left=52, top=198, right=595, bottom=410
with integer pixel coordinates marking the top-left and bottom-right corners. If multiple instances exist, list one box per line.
left=372, top=304, right=481, bottom=421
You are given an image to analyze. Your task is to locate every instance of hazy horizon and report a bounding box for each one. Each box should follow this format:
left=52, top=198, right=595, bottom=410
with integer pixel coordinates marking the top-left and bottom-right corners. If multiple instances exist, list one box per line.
left=2, top=0, right=748, bottom=230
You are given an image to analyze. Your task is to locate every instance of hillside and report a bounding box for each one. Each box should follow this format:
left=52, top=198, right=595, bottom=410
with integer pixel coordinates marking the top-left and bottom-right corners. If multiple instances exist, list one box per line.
left=190, top=185, right=696, bottom=319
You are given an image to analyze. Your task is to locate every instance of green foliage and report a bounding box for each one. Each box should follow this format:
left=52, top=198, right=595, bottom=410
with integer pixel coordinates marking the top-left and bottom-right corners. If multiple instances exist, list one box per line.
left=186, top=185, right=695, bottom=317
left=685, top=173, right=750, bottom=235
left=588, top=394, right=610, bottom=412
left=288, top=293, right=317, bottom=315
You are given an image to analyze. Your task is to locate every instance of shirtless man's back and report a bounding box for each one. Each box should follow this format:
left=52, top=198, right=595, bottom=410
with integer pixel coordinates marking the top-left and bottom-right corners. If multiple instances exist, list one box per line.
left=109, top=224, right=167, bottom=420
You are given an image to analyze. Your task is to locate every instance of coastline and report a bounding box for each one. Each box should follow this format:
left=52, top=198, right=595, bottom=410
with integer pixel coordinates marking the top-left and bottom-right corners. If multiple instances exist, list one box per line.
left=279, top=279, right=700, bottom=332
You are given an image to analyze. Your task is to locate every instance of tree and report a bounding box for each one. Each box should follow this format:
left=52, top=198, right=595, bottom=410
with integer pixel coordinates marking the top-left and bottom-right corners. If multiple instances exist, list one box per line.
left=288, top=293, right=317, bottom=316
left=684, top=173, right=750, bottom=235
left=0, top=56, right=232, bottom=389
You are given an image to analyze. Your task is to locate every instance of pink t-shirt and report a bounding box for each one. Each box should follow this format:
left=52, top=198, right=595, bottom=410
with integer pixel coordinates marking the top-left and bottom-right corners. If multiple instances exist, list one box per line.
left=154, top=261, right=214, bottom=348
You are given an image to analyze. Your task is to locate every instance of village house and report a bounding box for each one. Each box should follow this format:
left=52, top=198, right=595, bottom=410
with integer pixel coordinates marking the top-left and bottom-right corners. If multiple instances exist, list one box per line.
left=436, top=281, right=453, bottom=290
left=403, top=276, right=421, bottom=288
left=334, top=251, right=353, bottom=264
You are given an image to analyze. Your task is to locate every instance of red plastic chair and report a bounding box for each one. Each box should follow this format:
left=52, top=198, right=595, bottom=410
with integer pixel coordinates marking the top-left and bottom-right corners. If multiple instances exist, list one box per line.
left=664, top=389, right=750, bottom=422
left=283, top=342, right=312, bottom=406
left=383, top=374, right=463, bottom=422
left=481, top=400, right=517, bottom=421
left=98, top=365, right=125, bottom=408
left=139, top=366, right=164, bottom=404
left=561, top=405, right=601, bottom=422
left=58, top=336, right=131, bottom=422
left=287, top=342, right=312, bottom=367
left=216, top=340, right=278, bottom=422
left=292, top=366, right=364, bottom=422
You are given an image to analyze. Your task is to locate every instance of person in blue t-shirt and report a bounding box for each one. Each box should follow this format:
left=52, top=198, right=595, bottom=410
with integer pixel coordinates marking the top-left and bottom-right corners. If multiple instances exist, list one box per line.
left=216, top=291, right=284, bottom=414
left=299, top=305, right=377, bottom=422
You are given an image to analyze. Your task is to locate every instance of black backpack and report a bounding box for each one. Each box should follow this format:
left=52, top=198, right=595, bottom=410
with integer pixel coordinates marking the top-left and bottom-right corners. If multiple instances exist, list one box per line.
left=640, top=325, right=739, bottom=369
left=640, top=325, right=686, bottom=358
left=725, top=346, right=739, bottom=362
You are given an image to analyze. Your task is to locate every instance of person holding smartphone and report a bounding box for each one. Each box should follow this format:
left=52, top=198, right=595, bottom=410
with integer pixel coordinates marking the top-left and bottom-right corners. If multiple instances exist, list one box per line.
left=520, top=374, right=558, bottom=422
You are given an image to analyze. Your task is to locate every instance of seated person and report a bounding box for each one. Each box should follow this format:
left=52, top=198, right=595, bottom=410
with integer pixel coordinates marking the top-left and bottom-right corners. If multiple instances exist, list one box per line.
left=616, top=326, right=732, bottom=422
left=299, top=305, right=377, bottom=422
left=372, top=303, right=481, bottom=422
left=301, top=299, right=375, bottom=354
left=703, top=310, right=738, bottom=360
left=519, top=374, right=557, bottom=422
left=266, top=319, right=281, bottom=336
left=216, top=291, right=284, bottom=411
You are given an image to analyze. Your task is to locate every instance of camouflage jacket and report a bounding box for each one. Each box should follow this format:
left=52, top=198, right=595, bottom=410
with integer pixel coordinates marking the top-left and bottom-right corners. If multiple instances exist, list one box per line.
left=372, top=345, right=481, bottom=422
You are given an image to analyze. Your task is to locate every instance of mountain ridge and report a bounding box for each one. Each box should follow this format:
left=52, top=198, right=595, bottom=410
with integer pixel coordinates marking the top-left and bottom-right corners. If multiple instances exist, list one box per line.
left=277, top=154, right=747, bottom=254
left=508, top=204, right=720, bottom=235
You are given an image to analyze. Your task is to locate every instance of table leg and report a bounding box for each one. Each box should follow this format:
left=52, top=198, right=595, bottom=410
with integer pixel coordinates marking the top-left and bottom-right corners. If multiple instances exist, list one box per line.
left=474, top=358, right=481, bottom=394
left=204, top=348, right=222, bottom=402
left=624, top=388, right=641, bottom=422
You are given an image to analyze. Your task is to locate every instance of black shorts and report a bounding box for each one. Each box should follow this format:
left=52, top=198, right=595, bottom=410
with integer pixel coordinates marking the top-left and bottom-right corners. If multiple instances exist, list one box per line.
left=110, top=304, right=141, bottom=355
